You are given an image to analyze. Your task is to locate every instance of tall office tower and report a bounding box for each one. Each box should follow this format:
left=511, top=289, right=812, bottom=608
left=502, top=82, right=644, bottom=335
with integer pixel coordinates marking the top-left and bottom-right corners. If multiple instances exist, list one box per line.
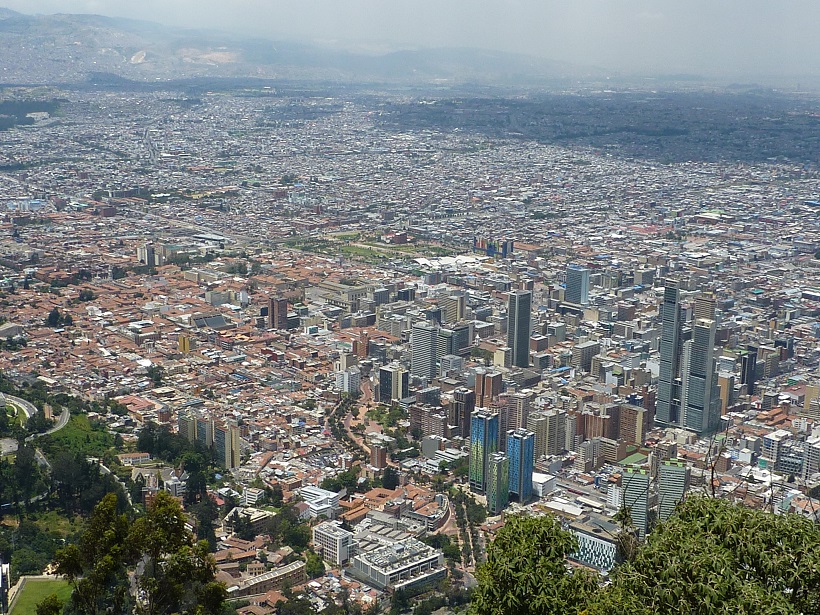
left=268, top=297, right=289, bottom=330
left=507, top=429, right=535, bottom=502
left=498, top=392, right=531, bottom=450
left=213, top=422, right=241, bottom=469
left=450, top=322, right=472, bottom=355
left=469, top=409, right=499, bottom=494
left=682, top=317, right=721, bottom=434
left=740, top=345, right=758, bottom=396
left=475, top=368, right=503, bottom=408
left=196, top=415, right=213, bottom=449
left=442, top=293, right=465, bottom=323
left=437, top=328, right=456, bottom=359
left=486, top=452, right=510, bottom=515
left=507, top=290, right=532, bottom=368
left=693, top=295, right=716, bottom=321
left=657, top=284, right=684, bottom=426
left=544, top=409, right=567, bottom=456
left=622, top=467, right=651, bottom=538
left=411, top=322, right=439, bottom=382
left=565, top=264, right=590, bottom=305
left=527, top=411, right=548, bottom=461
left=379, top=363, right=409, bottom=403
left=178, top=412, right=197, bottom=443
left=451, top=387, right=476, bottom=439
left=658, top=460, right=690, bottom=521
left=564, top=413, right=578, bottom=452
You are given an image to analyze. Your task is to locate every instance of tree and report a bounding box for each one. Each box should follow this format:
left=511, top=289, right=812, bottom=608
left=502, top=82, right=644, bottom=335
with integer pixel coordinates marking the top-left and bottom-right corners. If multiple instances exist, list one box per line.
left=46, top=307, right=61, bottom=327
left=589, top=496, right=820, bottom=615
left=469, top=513, right=597, bottom=615
left=54, top=493, right=134, bottom=615
left=305, top=550, right=325, bottom=579
left=382, top=466, right=399, bottom=490
left=35, top=593, right=64, bottom=615
left=129, top=490, right=226, bottom=615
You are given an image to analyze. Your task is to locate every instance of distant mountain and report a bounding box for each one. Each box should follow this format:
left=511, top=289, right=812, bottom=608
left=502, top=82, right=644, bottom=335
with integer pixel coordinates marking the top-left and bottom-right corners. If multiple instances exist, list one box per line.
left=0, top=7, right=601, bottom=85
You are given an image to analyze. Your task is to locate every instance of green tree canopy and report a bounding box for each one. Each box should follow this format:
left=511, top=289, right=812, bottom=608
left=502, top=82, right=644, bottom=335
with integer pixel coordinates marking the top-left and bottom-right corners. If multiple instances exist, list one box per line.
left=469, top=513, right=597, bottom=615
left=590, top=496, right=820, bottom=615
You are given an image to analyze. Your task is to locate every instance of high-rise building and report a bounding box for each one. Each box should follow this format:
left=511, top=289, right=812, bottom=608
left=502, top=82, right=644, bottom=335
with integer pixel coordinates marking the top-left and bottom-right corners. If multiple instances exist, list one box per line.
left=379, top=363, right=409, bottom=403
left=545, top=409, right=567, bottom=456
left=450, top=387, right=475, bottom=439
left=370, top=445, right=388, bottom=470
left=565, top=264, right=590, bottom=305
left=196, top=415, right=213, bottom=449
left=507, top=429, right=535, bottom=502
left=178, top=412, right=197, bottom=443
left=622, top=467, right=651, bottom=538
left=213, top=422, right=241, bottom=469
left=658, top=460, right=690, bottom=522
left=412, top=322, right=439, bottom=382
left=469, top=409, right=499, bottom=494
left=527, top=411, right=548, bottom=461
left=740, top=345, right=758, bottom=396
left=498, top=392, right=531, bottom=450
left=506, top=290, right=532, bottom=368
left=442, top=293, right=465, bottom=324
left=657, top=284, right=683, bottom=426
left=682, top=318, right=721, bottom=434
left=268, top=297, right=288, bottom=330
left=474, top=368, right=503, bottom=408
left=335, top=368, right=361, bottom=395
left=486, top=452, right=509, bottom=515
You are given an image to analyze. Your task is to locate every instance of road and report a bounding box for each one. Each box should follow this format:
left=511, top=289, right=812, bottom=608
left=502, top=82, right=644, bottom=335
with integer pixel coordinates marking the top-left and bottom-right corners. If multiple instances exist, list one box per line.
left=1, top=406, right=69, bottom=457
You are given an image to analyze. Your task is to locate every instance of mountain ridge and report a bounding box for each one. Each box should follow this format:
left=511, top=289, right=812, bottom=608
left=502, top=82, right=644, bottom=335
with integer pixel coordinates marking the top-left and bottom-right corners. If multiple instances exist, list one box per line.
left=0, top=6, right=606, bottom=86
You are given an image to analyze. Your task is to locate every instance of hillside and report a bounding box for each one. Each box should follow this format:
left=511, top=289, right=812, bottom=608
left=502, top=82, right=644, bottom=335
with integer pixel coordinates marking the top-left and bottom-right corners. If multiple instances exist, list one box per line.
left=0, top=7, right=597, bottom=86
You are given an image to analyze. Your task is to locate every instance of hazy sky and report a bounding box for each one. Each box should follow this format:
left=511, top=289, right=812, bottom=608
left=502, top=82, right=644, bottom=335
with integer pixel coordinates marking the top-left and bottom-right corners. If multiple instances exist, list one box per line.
left=5, top=1, right=820, bottom=78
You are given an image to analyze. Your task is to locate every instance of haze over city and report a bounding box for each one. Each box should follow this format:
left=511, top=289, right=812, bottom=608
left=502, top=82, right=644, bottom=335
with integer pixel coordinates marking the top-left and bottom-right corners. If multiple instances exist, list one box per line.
left=4, top=0, right=820, bottom=81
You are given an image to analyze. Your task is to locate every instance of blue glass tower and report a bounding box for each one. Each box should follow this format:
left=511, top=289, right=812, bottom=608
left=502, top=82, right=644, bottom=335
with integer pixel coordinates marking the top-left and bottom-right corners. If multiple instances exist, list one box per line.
left=506, top=429, right=535, bottom=502
left=469, top=409, right=499, bottom=494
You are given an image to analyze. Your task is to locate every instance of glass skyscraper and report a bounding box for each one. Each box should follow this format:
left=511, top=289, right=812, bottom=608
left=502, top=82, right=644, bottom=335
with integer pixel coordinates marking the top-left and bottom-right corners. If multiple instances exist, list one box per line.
left=506, top=290, right=532, bottom=368
left=506, top=429, right=535, bottom=502
left=469, top=409, right=499, bottom=494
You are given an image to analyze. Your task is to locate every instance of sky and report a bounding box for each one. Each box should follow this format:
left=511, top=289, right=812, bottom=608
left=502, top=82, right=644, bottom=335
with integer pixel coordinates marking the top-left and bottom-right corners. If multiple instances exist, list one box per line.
left=4, top=1, right=820, bottom=79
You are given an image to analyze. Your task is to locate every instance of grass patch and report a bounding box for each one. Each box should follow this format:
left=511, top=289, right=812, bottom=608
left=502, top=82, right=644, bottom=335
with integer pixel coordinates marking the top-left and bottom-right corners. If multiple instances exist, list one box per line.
left=40, top=414, right=115, bottom=458
left=10, top=579, right=72, bottom=615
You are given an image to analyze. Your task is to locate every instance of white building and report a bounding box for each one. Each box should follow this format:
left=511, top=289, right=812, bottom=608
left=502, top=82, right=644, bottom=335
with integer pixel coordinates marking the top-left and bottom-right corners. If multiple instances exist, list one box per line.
left=313, top=520, right=354, bottom=566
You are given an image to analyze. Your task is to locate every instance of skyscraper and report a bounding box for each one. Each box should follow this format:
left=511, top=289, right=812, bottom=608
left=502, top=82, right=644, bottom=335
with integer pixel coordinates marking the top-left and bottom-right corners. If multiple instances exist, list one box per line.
left=506, top=290, right=532, bottom=368
left=657, top=284, right=683, bottom=426
left=658, top=460, right=690, bottom=522
left=740, top=345, right=758, bottom=396
left=268, top=297, right=288, bottom=330
left=486, top=452, right=509, bottom=515
left=527, top=411, right=548, bottom=462
left=450, top=387, right=475, bottom=439
left=507, top=429, right=535, bottom=502
left=474, top=368, right=503, bottom=408
left=565, top=264, right=590, bottom=305
left=622, top=467, right=651, bottom=538
left=379, top=363, right=409, bottom=403
left=682, top=317, right=721, bottom=434
left=469, top=409, right=499, bottom=494
left=411, top=322, right=439, bottom=382
left=498, top=391, right=531, bottom=450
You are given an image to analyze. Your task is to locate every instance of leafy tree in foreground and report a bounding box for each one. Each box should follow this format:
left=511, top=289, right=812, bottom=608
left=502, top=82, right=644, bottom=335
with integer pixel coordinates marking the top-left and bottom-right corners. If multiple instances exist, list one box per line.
left=469, top=514, right=598, bottom=615
left=54, top=491, right=227, bottom=615
left=54, top=492, right=134, bottom=615
left=589, top=496, right=820, bottom=615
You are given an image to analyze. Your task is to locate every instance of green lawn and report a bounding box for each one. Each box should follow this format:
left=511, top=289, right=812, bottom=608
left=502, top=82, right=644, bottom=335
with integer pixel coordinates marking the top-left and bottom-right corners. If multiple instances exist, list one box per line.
left=10, top=578, right=72, bottom=614
left=40, top=414, right=115, bottom=457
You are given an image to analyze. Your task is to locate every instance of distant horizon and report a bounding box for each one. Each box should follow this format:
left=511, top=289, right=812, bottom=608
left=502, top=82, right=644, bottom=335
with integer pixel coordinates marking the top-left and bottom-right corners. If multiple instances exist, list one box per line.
left=2, top=1, right=820, bottom=84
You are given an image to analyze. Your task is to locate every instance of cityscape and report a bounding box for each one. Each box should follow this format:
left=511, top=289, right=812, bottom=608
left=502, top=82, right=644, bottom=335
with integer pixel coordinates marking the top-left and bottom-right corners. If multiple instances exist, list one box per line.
left=1, top=3, right=820, bottom=615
